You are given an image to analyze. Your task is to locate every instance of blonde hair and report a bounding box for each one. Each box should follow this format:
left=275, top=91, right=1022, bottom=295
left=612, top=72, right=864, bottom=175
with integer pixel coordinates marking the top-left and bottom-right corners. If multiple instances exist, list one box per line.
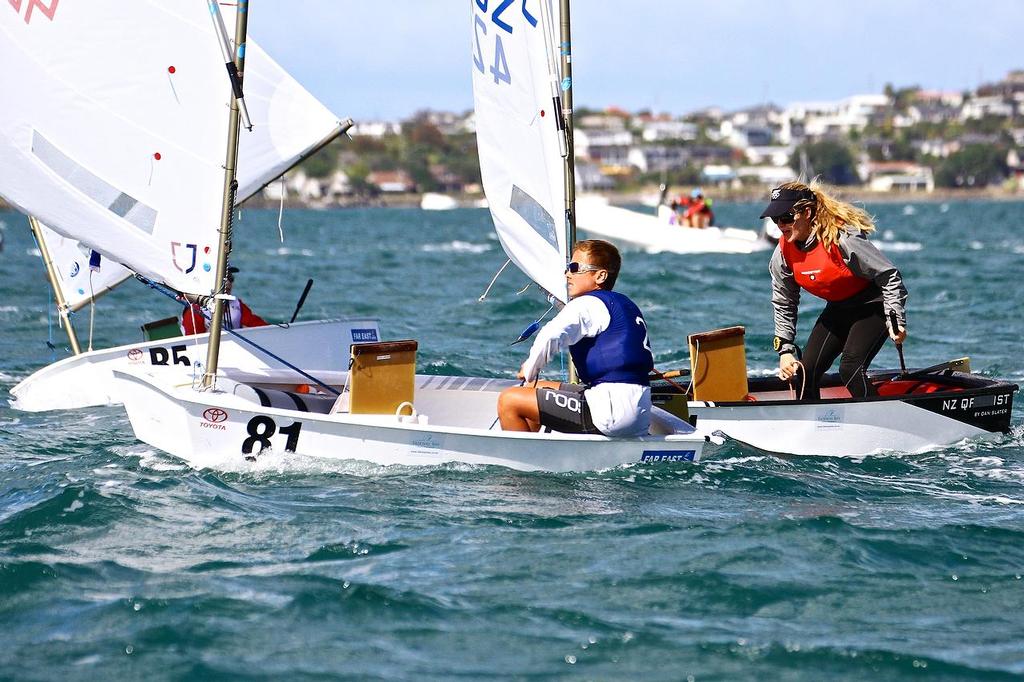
left=778, top=180, right=875, bottom=250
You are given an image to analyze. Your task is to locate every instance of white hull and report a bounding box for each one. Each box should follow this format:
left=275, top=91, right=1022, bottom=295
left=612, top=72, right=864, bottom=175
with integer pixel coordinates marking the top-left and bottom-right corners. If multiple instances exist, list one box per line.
left=9, top=318, right=380, bottom=412
left=113, top=369, right=706, bottom=473
left=689, top=399, right=991, bottom=456
left=661, top=368, right=1018, bottom=456
left=575, top=197, right=772, bottom=255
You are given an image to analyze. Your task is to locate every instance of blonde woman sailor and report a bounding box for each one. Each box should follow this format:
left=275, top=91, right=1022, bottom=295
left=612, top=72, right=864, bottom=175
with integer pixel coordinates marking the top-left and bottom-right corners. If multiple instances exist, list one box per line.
left=760, top=182, right=908, bottom=400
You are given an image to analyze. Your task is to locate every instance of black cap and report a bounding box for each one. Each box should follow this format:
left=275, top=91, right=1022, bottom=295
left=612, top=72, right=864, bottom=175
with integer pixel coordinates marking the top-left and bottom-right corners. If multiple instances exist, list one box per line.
left=759, top=187, right=815, bottom=219
left=227, top=266, right=240, bottom=274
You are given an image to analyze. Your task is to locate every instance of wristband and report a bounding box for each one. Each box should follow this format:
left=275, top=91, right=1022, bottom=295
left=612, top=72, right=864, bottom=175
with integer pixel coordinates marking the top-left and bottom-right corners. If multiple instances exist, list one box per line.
left=774, top=337, right=799, bottom=357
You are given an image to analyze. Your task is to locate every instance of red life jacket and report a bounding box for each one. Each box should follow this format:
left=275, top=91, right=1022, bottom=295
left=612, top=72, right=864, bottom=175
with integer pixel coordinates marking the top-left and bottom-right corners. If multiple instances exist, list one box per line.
left=780, top=237, right=870, bottom=302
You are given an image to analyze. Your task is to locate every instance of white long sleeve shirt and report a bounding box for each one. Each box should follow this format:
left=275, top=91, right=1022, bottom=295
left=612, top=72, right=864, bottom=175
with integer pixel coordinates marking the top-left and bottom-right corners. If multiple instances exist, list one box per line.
left=522, top=295, right=652, bottom=438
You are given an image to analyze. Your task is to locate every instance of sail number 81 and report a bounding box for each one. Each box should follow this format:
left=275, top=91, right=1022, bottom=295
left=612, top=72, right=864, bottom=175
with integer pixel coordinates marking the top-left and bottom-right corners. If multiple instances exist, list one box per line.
left=473, top=0, right=538, bottom=86
left=242, top=416, right=302, bottom=455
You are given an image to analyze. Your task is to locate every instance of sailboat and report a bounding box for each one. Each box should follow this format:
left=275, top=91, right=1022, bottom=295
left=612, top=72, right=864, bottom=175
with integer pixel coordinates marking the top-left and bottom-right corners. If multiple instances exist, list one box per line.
left=107, top=0, right=707, bottom=472
left=653, top=358, right=1017, bottom=456
left=2, top=1, right=378, bottom=411
left=649, top=146, right=1015, bottom=456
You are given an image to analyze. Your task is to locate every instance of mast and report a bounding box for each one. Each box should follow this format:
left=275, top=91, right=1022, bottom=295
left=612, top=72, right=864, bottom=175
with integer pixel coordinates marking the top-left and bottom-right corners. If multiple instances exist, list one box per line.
left=202, top=0, right=249, bottom=389
left=28, top=216, right=82, bottom=355
left=558, top=0, right=579, bottom=383
left=559, top=0, right=577, bottom=251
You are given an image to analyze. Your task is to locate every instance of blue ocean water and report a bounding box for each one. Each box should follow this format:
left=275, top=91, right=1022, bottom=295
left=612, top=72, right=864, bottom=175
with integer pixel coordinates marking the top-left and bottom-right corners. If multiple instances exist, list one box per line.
left=1, top=201, right=1023, bottom=680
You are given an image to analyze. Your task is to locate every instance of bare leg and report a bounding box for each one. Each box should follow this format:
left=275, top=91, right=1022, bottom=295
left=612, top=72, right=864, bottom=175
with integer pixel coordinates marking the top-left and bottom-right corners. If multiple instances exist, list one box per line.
left=497, top=381, right=561, bottom=431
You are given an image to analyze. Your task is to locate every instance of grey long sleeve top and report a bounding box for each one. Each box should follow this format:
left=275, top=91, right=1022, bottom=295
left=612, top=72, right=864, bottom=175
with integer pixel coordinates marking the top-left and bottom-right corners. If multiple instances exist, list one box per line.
left=769, top=229, right=908, bottom=345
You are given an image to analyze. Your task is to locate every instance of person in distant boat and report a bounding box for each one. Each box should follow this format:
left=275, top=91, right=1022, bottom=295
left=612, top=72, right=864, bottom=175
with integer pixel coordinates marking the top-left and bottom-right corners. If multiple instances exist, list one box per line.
left=497, top=239, right=654, bottom=437
left=669, top=193, right=690, bottom=226
left=682, top=187, right=715, bottom=228
left=760, top=181, right=907, bottom=400
left=180, top=266, right=269, bottom=335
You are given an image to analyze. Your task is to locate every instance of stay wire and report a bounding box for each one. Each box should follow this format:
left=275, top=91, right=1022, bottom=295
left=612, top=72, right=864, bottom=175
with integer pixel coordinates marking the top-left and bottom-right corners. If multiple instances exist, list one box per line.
left=87, top=271, right=96, bottom=352
left=134, top=274, right=340, bottom=396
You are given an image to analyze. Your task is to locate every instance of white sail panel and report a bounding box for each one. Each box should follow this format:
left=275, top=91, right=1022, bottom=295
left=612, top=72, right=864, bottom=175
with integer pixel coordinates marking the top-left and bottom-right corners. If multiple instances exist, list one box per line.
left=36, top=222, right=132, bottom=312
left=471, top=0, right=569, bottom=302
left=0, top=2, right=335, bottom=294
left=237, top=50, right=345, bottom=200
left=29, top=18, right=347, bottom=307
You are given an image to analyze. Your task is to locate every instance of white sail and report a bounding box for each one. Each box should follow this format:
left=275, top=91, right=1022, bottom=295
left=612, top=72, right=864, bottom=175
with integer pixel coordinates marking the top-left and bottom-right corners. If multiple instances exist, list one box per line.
left=35, top=223, right=132, bottom=312
left=30, top=26, right=346, bottom=310
left=0, top=1, right=342, bottom=296
left=471, top=0, right=569, bottom=302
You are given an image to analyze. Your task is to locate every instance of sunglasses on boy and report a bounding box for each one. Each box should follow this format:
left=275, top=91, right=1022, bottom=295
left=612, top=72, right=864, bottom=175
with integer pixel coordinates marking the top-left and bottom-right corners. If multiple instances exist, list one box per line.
left=565, top=261, right=603, bottom=274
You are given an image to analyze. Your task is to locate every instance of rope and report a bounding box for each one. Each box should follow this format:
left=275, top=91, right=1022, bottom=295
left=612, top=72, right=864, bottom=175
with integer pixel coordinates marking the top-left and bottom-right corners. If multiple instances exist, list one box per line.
left=650, top=367, right=689, bottom=396
left=687, top=338, right=699, bottom=395
left=787, top=360, right=806, bottom=400
left=277, top=175, right=286, bottom=243
left=478, top=258, right=512, bottom=302
left=134, top=274, right=340, bottom=397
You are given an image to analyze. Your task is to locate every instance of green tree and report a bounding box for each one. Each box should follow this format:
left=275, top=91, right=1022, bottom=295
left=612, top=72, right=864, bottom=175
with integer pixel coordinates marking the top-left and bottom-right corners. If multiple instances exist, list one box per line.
left=439, top=132, right=482, bottom=186
left=404, top=118, right=445, bottom=147
left=935, top=144, right=1008, bottom=187
left=793, top=140, right=858, bottom=185
left=343, top=160, right=377, bottom=197
left=300, top=144, right=338, bottom=179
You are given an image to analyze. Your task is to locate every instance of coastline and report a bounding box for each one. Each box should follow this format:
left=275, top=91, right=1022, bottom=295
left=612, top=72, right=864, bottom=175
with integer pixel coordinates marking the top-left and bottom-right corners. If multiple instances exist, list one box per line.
left=239, top=185, right=1024, bottom=210
left=3, top=186, right=1021, bottom=215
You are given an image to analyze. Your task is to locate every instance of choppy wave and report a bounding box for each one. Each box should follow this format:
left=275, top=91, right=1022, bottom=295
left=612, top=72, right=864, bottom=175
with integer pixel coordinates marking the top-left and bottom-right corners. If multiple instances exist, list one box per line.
left=265, top=246, right=315, bottom=257
left=2, top=203, right=1023, bottom=678
left=876, top=240, right=923, bottom=252
left=420, top=240, right=493, bottom=254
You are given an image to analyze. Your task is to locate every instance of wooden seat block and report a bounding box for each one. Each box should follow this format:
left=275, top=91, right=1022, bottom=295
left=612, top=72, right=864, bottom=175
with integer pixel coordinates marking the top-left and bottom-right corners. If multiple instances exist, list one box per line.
left=688, top=326, right=748, bottom=402
left=348, top=340, right=417, bottom=415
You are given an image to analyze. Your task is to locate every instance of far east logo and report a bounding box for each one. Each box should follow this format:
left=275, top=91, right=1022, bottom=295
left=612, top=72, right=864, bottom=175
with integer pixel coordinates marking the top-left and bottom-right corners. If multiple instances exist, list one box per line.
left=352, top=328, right=379, bottom=342
left=203, top=408, right=228, bottom=423
left=640, top=450, right=696, bottom=463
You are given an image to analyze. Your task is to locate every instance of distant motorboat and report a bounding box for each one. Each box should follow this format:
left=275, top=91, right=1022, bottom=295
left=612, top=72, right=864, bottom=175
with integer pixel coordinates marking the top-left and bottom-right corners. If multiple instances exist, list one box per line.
left=420, top=192, right=459, bottom=210
left=576, top=195, right=774, bottom=255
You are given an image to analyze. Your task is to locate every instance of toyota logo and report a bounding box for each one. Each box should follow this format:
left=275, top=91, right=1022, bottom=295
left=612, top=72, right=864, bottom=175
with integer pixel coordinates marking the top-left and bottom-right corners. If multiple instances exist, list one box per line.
left=127, top=348, right=143, bottom=362
left=203, top=408, right=228, bottom=423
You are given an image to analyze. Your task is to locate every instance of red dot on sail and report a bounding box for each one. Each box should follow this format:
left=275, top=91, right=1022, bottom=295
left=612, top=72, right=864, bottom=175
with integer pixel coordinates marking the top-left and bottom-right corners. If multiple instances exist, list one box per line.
left=153, top=152, right=162, bottom=160
left=168, top=66, right=176, bottom=74
left=540, top=110, right=546, bottom=117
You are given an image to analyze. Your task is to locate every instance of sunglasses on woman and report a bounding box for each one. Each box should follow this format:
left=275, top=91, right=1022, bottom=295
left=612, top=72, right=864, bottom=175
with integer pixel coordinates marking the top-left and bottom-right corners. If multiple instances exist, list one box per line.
left=771, top=212, right=796, bottom=225
left=565, top=261, right=603, bottom=274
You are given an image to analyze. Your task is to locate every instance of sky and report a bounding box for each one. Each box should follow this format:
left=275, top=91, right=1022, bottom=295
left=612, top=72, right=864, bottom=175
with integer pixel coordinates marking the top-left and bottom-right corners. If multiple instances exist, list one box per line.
left=248, top=1, right=1024, bottom=121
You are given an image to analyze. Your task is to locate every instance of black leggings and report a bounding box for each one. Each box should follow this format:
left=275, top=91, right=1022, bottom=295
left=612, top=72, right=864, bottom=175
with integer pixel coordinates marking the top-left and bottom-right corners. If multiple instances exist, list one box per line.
left=795, top=303, right=889, bottom=400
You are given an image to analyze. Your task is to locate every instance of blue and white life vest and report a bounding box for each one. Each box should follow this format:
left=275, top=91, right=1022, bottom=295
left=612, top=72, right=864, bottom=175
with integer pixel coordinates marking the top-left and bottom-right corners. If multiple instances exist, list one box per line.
left=569, top=290, right=653, bottom=386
